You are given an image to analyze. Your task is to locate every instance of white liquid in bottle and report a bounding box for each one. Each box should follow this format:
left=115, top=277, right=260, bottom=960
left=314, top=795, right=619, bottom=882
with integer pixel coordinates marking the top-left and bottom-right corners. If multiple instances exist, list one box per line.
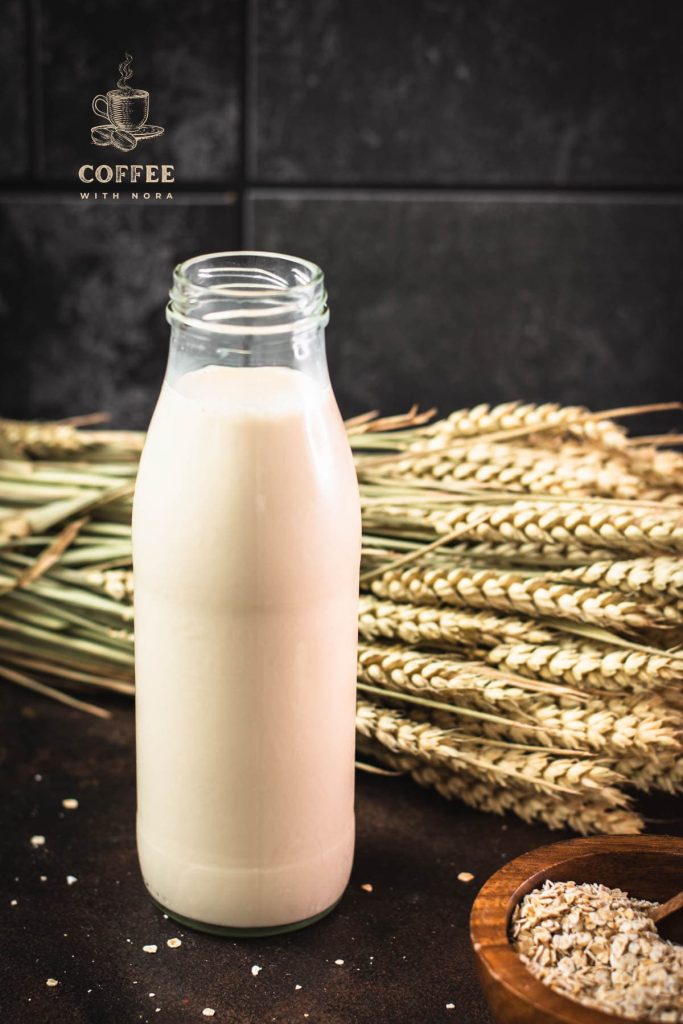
left=133, top=364, right=361, bottom=931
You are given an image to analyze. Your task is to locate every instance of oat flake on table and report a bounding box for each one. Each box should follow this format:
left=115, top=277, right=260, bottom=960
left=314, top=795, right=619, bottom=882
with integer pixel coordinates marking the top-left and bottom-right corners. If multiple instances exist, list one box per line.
left=511, top=879, right=683, bottom=1022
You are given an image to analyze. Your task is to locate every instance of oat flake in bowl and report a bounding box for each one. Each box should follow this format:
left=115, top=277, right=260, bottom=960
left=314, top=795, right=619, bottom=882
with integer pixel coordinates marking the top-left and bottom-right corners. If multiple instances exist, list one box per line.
left=510, top=880, right=683, bottom=1022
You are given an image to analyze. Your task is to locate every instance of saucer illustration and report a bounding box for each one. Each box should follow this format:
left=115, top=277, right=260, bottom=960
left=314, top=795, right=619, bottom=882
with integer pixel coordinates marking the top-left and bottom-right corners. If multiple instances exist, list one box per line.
left=90, top=54, right=164, bottom=153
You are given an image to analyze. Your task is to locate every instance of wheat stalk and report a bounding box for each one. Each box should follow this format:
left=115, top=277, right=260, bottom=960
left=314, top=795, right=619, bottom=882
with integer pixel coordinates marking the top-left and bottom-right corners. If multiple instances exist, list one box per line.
left=557, top=556, right=683, bottom=602
left=362, top=499, right=683, bottom=561
left=84, top=568, right=135, bottom=603
left=413, top=402, right=630, bottom=451
left=486, top=639, right=683, bottom=696
left=0, top=416, right=144, bottom=461
left=360, top=594, right=559, bottom=648
left=358, top=595, right=683, bottom=694
left=366, top=563, right=673, bottom=631
left=357, top=641, right=575, bottom=708
left=422, top=540, right=623, bottom=567
left=613, top=752, right=683, bottom=795
left=626, top=445, right=683, bottom=489
left=446, top=696, right=682, bottom=758
left=371, top=441, right=677, bottom=503
left=357, top=637, right=682, bottom=758
left=431, top=502, right=683, bottom=557
left=356, top=737, right=643, bottom=835
left=355, top=699, right=626, bottom=798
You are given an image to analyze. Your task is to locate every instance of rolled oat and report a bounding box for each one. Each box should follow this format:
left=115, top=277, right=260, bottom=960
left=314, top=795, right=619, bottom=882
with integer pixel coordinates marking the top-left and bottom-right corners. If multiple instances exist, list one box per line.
left=510, top=880, right=683, bottom=1022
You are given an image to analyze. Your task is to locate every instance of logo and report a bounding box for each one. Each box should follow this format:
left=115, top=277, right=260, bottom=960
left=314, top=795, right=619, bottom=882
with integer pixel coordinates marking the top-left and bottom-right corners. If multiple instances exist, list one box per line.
left=78, top=52, right=174, bottom=200
left=90, top=53, right=164, bottom=152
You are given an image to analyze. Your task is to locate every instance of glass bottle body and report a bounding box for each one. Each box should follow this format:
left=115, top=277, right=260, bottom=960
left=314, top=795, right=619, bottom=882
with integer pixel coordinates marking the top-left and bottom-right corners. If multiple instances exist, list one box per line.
left=132, top=253, right=360, bottom=934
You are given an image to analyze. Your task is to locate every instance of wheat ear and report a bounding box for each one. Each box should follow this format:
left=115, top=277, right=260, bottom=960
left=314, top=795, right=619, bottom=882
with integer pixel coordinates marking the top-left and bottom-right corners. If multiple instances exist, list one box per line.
left=367, top=564, right=672, bottom=630
left=357, top=635, right=682, bottom=758
left=557, top=556, right=683, bottom=602
left=377, top=442, right=668, bottom=502
left=356, top=737, right=642, bottom=835
left=415, top=402, right=628, bottom=451
left=486, top=640, right=683, bottom=695
left=358, top=596, right=683, bottom=694
left=355, top=698, right=624, bottom=798
left=430, top=502, right=683, bottom=557
left=363, top=500, right=683, bottom=558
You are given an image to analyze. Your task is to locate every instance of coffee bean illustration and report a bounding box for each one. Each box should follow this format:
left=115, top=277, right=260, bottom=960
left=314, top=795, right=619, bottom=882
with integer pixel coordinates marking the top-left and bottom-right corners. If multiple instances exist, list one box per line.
left=90, top=124, right=137, bottom=151
left=91, top=125, right=113, bottom=146
left=110, top=128, right=137, bottom=151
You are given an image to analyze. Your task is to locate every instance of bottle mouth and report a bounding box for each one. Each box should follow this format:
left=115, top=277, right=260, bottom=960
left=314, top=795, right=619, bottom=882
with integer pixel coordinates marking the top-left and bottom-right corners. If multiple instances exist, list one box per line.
left=167, top=251, right=329, bottom=335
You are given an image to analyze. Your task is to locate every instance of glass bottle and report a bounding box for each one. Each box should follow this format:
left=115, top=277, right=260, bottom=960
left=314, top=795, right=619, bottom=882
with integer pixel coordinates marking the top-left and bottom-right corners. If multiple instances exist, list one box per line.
left=132, top=252, right=361, bottom=935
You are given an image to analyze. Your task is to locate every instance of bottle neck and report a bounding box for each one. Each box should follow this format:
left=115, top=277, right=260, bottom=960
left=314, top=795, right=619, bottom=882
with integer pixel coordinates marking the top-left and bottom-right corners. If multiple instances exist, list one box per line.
left=164, top=251, right=330, bottom=387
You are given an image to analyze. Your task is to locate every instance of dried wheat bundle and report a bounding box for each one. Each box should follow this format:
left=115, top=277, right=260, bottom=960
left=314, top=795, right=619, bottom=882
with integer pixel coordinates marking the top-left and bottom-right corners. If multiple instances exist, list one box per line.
left=1, top=399, right=681, bottom=835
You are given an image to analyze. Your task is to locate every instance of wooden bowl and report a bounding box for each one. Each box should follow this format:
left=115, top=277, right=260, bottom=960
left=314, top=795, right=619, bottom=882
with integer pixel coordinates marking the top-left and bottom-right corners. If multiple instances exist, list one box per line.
left=470, top=835, right=683, bottom=1024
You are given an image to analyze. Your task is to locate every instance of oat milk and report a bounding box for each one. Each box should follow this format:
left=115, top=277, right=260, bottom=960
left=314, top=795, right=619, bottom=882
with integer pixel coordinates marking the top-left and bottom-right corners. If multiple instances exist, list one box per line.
left=133, top=364, right=361, bottom=929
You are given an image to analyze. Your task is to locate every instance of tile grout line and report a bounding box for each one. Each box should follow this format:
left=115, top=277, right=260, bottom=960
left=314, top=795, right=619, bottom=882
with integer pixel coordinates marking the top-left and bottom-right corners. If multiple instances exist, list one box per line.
left=243, top=185, right=683, bottom=206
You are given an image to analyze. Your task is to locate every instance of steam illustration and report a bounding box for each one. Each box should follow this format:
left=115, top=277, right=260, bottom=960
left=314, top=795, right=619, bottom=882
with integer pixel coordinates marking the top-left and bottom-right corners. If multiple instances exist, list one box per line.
left=117, top=53, right=134, bottom=92
left=90, top=53, right=164, bottom=152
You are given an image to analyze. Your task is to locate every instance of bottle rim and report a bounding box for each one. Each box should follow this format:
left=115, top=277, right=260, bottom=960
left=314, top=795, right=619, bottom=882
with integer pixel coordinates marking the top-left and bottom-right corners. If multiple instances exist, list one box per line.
left=167, top=250, right=329, bottom=336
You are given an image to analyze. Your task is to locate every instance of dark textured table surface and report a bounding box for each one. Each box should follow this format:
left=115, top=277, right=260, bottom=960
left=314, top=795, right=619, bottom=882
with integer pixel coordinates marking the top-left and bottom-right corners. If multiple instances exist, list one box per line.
left=2, top=686, right=682, bottom=1024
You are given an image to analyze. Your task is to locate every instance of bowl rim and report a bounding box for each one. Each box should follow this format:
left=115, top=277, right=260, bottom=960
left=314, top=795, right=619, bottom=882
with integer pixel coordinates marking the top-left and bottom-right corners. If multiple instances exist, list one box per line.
left=469, top=834, right=683, bottom=1024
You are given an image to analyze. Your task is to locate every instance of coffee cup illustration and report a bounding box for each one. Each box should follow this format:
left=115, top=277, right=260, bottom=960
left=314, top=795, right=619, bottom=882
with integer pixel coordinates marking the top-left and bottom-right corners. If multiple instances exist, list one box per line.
left=91, top=54, right=163, bottom=152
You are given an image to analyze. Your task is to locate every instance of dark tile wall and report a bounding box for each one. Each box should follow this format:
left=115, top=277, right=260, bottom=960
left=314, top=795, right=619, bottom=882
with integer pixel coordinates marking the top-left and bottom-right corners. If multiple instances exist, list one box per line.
left=251, top=0, right=683, bottom=187
left=0, top=0, right=681, bottom=426
left=0, top=1, right=29, bottom=180
left=247, top=192, right=683, bottom=416
left=0, top=197, right=239, bottom=426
